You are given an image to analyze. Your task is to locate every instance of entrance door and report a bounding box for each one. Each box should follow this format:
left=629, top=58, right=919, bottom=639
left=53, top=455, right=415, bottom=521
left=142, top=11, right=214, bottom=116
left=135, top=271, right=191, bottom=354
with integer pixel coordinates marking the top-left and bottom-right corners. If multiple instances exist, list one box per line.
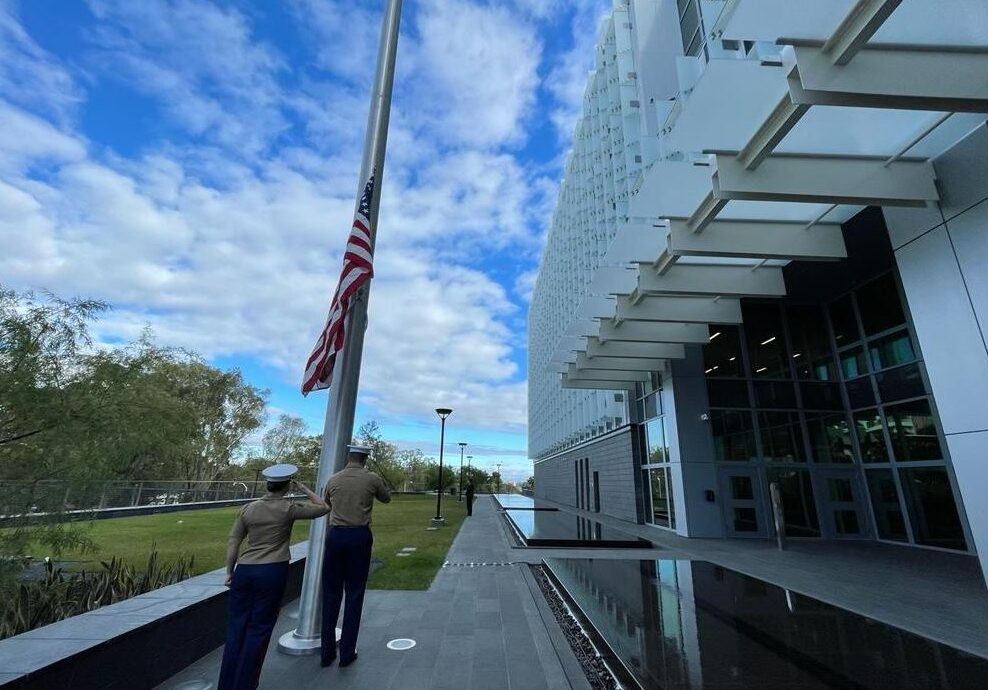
left=815, top=469, right=871, bottom=539
left=719, top=469, right=768, bottom=538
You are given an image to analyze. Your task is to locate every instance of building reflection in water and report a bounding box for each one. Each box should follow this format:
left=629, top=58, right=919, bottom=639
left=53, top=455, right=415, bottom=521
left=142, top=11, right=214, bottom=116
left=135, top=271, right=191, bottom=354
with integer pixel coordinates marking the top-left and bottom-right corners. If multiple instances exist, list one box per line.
left=545, top=558, right=987, bottom=689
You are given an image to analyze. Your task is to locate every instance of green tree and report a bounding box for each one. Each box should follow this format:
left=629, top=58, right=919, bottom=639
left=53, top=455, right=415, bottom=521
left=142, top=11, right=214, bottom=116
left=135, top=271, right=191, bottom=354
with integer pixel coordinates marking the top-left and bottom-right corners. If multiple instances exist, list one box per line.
left=397, top=448, right=429, bottom=489
left=461, top=466, right=490, bottom=490
left=356, top=421, right=403, bottom=490
left=522, top=476, right=535, bottom=493
left=424, top=463, right=456, bottom=492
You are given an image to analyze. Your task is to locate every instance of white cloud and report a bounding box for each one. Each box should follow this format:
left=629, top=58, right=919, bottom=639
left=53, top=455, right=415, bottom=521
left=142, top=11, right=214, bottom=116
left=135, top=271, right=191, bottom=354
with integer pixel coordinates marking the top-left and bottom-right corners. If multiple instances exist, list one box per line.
left=0, top=1, right=83, bottom=123
left=0, top=0, right=560, bottom=436
left=410, top=0, right=541, bottom=148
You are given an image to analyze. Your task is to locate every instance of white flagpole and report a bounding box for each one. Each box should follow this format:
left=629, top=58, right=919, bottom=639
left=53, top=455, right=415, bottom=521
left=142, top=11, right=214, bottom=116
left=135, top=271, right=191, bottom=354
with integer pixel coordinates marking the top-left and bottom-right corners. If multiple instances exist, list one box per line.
left=279, top=0, right=403, bottom=655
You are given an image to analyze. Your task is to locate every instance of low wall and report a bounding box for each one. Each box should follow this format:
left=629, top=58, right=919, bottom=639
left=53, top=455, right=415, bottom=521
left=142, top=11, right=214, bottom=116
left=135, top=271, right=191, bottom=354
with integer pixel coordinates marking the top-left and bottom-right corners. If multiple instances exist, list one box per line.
left=0, top=543, right=308, bottom=690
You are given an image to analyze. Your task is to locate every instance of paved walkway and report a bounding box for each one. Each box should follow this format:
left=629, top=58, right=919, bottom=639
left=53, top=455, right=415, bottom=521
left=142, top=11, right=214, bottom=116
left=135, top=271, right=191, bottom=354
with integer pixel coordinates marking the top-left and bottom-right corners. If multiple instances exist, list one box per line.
left=156, top=498, right=590, bottom=690
left=533, top=496, right=988, bottom=659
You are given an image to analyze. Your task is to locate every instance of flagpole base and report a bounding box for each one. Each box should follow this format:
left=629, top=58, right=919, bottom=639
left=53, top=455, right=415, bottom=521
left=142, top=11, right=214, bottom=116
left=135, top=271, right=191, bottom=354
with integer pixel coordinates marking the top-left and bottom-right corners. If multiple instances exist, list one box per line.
left=277, top=627, right=342, bottom=656
left=431, top=517, right=446, bottom=527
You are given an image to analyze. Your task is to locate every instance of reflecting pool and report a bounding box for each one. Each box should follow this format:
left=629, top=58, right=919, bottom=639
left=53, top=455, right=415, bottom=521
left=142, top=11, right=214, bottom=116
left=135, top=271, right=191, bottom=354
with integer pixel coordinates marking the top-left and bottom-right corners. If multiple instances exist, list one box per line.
left=545, top=558, right=988, bottom=689
left=492, top=494, right=558, bottom=510
left=504, top=509, right=652, bottom=548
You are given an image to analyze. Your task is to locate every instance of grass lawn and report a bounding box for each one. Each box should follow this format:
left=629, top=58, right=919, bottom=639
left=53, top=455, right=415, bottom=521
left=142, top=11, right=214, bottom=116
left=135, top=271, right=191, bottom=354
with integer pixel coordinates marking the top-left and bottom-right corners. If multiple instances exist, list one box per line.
left=47, top=494, right=467, bottom=590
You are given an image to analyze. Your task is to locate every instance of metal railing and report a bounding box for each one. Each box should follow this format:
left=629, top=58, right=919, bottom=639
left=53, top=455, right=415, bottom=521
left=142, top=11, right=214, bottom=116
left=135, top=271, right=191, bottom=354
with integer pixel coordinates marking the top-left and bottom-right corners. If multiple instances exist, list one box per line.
left=0, top=476, right=448, bottom=516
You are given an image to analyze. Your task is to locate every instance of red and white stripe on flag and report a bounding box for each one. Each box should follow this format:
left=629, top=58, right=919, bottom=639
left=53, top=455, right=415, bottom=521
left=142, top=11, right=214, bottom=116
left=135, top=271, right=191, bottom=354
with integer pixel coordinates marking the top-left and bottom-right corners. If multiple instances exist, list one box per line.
left=302, top=172, right=376, bottom=395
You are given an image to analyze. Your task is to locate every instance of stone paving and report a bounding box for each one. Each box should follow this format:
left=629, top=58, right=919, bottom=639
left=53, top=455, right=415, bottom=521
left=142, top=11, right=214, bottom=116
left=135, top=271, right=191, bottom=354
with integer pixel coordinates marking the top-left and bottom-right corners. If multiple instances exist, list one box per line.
left=156, top=498, right=591, bottom=690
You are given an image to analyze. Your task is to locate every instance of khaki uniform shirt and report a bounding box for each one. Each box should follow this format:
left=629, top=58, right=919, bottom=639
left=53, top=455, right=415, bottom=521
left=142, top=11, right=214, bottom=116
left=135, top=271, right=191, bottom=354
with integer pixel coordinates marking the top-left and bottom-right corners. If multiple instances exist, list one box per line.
left=326, top=464, right=391, bottom=527
left=229, top=494, right=328, bottom=565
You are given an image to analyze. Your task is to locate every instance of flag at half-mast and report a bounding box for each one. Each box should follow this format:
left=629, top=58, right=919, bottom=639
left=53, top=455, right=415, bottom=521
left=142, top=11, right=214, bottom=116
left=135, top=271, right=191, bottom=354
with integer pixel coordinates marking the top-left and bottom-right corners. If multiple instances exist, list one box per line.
left=302, top=172, right=376, bottom=395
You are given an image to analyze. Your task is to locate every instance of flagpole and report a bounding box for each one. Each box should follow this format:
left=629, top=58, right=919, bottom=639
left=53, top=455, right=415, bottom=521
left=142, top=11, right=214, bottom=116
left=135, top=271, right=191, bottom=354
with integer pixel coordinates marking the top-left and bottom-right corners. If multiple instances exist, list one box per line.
left=279, top=0, right=403, bottom=655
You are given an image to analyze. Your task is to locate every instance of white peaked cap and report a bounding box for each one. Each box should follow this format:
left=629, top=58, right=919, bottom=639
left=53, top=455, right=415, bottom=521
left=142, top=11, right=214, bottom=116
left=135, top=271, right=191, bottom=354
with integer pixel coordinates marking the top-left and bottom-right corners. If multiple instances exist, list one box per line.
left=262, top=463, right=299, bottom=480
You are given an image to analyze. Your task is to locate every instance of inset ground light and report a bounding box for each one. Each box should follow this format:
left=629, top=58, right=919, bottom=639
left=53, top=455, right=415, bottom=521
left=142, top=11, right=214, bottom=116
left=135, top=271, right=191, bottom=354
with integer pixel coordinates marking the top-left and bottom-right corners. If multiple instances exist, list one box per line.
left=386, top=639, right=416, bottom=651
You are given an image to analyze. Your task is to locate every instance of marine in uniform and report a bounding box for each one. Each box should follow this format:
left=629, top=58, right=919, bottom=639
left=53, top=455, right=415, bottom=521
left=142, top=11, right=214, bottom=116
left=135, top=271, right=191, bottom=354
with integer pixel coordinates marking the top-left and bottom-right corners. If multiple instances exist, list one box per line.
left=320, top=445, right=391, bottom=668
left=218, top=464, right=328, bottom=690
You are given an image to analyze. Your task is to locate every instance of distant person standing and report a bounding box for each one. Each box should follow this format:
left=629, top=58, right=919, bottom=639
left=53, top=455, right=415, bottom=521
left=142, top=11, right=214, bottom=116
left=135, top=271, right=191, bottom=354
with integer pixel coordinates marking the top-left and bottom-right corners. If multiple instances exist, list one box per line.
left=219, top=464, right=328, bottom=690
left=321, top=445, right=391, bottom=668
left=465, top=480, right=475, bottom=517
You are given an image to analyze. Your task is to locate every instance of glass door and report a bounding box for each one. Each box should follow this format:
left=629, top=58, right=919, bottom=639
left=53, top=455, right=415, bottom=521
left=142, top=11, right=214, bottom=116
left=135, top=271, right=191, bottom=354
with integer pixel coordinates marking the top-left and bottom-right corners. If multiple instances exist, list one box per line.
left=719, top=469, right=768, bottom=538
left=815, top=469, right=871, bottom=539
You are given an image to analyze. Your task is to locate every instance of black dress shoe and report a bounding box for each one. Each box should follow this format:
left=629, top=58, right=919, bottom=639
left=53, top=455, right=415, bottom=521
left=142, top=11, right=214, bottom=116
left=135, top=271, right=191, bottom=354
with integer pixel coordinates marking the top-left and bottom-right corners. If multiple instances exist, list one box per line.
left=320, top=654, right=336, bottom=668
left=339, top=653, right=358, bottom=668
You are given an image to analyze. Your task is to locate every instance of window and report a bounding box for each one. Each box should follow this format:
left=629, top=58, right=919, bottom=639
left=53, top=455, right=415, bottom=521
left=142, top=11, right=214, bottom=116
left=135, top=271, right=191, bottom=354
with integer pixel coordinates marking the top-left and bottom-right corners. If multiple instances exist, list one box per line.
left=645, top=417, right=668, bottom=463
left=704, top=325, right=743, bottom=377
left=767, top=469, right=820, bottom=537
left=829, top=295, right=860, bottom=345
left=707, top=379, right=750, bottom=408
left=649, top=468, right=675, bottom=529
left=806, top=413, right=854, bottom=464
left=885, top=399, right=943, bottom=462
left=875, top=363, right=925, bottom=403
left=869, top=330, right=915, bottom=371
left=758, top=412, right=806, bottom=462
left=711, top=410, right=757, bottom=462
left=899, top=468, right=965, bottom=550
left=743, top=304, right=790, bottom=379
left=853, top=409, right=888, bottom=463
left=800, top=382, right=844, bottom=410
left=845, top=377, right=876, bottom=409
left=857, top=273, right=906, bottom=336
left=787, top=305, right=836, bottom=381
left=840, top=347, right=869, bottom=379
left=865, top=469, right=908, bottom=542
left=754, top=381, right=798, bottom=409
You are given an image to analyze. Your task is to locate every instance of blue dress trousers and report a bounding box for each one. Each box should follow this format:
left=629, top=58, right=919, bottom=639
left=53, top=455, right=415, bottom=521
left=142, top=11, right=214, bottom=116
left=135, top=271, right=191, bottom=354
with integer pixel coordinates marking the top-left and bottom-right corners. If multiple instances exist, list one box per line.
left=218, top=561, right=289, bottom=690
left=321, top=525, right=373, bottom=664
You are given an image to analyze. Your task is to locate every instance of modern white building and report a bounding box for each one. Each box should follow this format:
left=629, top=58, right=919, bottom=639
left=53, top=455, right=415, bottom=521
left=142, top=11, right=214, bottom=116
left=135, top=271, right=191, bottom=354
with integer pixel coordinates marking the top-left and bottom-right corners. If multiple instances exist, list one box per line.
left=528, top=0, right=988, bottom=585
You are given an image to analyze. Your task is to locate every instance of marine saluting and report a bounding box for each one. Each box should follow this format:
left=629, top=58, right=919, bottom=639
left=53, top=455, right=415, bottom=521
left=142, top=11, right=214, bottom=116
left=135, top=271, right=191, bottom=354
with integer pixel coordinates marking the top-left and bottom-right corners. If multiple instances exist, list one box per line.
left=218, top=464, right=329, bottom=690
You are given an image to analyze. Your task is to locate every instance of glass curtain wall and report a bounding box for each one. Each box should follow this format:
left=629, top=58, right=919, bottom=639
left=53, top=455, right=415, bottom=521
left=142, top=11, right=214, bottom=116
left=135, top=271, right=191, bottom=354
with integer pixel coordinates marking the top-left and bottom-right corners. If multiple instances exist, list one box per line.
left=703, top=271, right=967, bottom=551
left=636, top=374, right=676, bottom=530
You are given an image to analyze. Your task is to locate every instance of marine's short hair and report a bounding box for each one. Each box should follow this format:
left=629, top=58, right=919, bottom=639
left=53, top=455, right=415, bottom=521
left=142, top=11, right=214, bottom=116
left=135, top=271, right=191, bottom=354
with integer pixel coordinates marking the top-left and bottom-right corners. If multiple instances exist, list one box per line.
left=267, top=479, right=290, bottom=493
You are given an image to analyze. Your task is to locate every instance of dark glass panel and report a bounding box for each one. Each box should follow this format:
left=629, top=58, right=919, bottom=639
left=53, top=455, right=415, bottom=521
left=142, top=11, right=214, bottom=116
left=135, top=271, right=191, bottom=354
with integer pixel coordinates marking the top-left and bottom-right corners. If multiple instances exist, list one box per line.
left=857, top=273, right=906, bottom=336
left=733, top=507, right=758, bottom=532
left=649, top=468, right=673, bottom=528
left=806, top=413, right=854, bottom=464
left=899, top=468, right=966, bottom=550
left=706, top=379, right=749, bottom=408
left=853, top=409, right=888, bottom=463
left=865, top=469, right=908, bottom=541
left=730, top=475, right=753, bottom=500
left=666, top=468, right=676, bottom=530
left=869, top=329, right=916, bottom=371
left=829, top=295, right=860, bottom=345
left=876, top=363, right=925, bottom=403
left=710, top=410, right=756, bottom=462
left=644, top=392, right=659, bottom=420
left=800, top=382, right=844, bottom=410
left=840, top=347, right=869, bottom=379
left=828, top=477, right=854, bottom=502
left=835, top=509, right=861, bottom=535
left=786, top=305, right=836, bottom=381
left=758, top=412, right=806, bottom=462
left=743, top=303, right=790, bottom=378
left=845, top=377, right=876, bottom=409
left=885, top=399, right=943, bottom=462
left=767, top=469, right=820, bottom=537
left=703, top=325, right=743, bottom=377
left=645, top=417, right=668, bottom=464
left=753, top=380, right=798, bottom=409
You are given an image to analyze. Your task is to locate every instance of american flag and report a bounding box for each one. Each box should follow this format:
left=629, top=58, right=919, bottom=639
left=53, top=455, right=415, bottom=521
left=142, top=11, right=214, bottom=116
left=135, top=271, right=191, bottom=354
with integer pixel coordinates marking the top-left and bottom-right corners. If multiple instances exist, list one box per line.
left=302, top=172, right=376, bottom=395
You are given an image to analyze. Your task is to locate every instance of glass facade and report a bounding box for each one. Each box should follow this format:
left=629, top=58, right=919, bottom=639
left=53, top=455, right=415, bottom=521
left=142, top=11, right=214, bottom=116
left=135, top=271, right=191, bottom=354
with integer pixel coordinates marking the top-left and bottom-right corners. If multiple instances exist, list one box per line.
left=703, top=270, right=968, bottom=551
left=636, top=377, right=676, bottom=530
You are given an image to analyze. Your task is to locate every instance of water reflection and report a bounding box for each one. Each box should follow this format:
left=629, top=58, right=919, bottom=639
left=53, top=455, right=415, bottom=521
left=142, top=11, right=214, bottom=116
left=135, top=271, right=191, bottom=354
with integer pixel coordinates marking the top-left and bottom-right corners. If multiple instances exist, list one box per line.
left=545, top=558, right=987, bottom=689
left=505, top=509, right=651, bottom=548
left=493, top=494, right=557, bottom=510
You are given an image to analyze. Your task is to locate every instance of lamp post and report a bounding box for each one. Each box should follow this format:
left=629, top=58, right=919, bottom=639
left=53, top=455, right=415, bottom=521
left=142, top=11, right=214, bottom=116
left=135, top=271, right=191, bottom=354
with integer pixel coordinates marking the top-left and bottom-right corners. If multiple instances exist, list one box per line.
left=433, top=408, right=452, bottom=526
left=495, top=462, right=502, bottom=494
left=467, top=455, right=473, bottom=493
left=457, top=442, right=467, bottom=502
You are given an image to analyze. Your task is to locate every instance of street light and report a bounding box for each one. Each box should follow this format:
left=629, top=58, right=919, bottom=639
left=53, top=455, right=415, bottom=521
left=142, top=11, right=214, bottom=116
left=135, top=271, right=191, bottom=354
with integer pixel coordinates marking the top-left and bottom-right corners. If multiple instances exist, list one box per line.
left=457, top=442, right=467, bottom=502
left=467, top=455, right=473, bottom=493
left=495, top=462, right=502, bottom=494
left=433, top=408, right=453, bottom=526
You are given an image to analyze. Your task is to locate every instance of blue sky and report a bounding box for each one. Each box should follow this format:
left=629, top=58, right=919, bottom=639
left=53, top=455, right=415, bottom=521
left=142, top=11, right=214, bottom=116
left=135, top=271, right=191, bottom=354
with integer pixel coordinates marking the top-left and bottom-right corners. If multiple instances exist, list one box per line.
left=0, top=0, right=608, bottom=482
